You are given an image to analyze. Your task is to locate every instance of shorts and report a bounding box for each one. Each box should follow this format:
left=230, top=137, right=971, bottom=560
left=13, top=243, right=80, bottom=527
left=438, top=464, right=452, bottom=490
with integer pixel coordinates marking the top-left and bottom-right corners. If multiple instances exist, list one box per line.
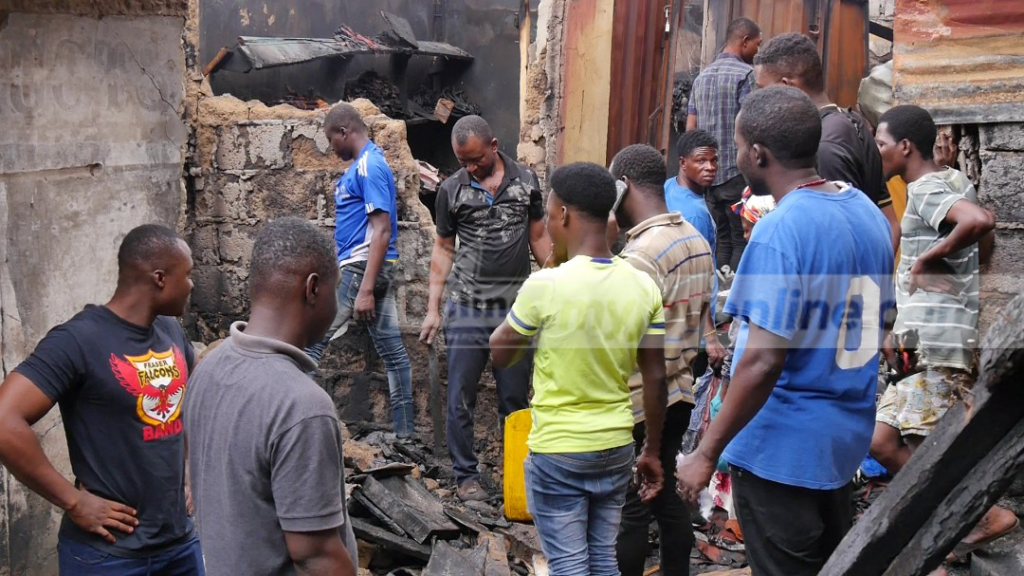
left=876, top=367, right=973, bottom=437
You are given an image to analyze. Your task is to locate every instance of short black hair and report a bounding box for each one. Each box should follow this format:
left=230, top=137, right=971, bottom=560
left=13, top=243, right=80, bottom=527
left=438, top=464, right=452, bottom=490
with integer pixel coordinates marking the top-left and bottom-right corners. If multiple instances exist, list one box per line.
left=727, top=17, right=760, bottom=43
left=754, top=33, right=824, bottom=92
left=118, top=224, right=183, bottom=273
left=610, top=144, right=667, bottom=196
left=879, top=105, right=936, bottom=161
left=676, top=130, right=719, bottom=160
left=549, top=162, right=616, bottom=222
left=451, top=115, right=494, bottom=148
left=250, top=217, right=337, bottom=299
left=325, top=103, right=365, bottom=133
left=738, top=86, right=821, bottom=169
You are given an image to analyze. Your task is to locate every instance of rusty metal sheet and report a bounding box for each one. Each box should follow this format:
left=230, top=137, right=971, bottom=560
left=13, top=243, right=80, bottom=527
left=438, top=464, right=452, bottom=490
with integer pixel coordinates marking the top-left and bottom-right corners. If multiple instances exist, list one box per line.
left=893, top=0, right=1024, bottom=124
left=607, top=0, right=673, bottom=160
left=230, top=35, right=472, bottom=72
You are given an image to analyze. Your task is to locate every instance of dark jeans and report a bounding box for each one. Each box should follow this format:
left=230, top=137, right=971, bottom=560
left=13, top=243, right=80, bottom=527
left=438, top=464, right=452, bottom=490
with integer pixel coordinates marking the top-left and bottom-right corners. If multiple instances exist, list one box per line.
left=58, top=536, right=204, bottom=576
left=617, top=402, right=694, bottom=576
left=706, top=174, right=747, bottom=271
left=732, top=466, right=854, bottom=576
left=305, top=261, right=415, bottom=436
left=444, top=300, right=531, bottom=485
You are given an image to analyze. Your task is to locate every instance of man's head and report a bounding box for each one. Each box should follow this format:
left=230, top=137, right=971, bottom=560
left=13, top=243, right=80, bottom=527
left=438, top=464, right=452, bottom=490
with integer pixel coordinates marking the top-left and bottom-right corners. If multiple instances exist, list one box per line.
left=250, top=217, right=340, bottom=347
left=676, top=130, right=720, bottom=190
left=117, top=224, right=193, bottom=317
left=875, top=104, right=936, bottom=180
left=735, top=86, right=821, bottom=196
left=725, top=17, right=762, bottom=64
left=324, top=103, right=367, bottom=161
left=609, top=144, right=668, bottom=230
left=546, top=162, right=617, bottom=263
left=753, top=32, right=824, bottom=94
left=451, top=115, right=499, bottom=183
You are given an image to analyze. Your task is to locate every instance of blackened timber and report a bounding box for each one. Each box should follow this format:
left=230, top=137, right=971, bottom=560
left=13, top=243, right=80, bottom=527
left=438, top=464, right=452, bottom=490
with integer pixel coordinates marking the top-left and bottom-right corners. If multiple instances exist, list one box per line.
left=820, top=293, right=1024, bottom=576
left=361, top=475, right=460, bottom=543
left=350, top=518, right=432, bottom=561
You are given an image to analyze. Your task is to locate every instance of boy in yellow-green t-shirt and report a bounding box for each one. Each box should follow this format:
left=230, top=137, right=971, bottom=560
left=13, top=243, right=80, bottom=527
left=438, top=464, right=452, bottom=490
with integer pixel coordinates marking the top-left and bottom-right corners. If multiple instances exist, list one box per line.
left=490, top=161, right=669, bottom=575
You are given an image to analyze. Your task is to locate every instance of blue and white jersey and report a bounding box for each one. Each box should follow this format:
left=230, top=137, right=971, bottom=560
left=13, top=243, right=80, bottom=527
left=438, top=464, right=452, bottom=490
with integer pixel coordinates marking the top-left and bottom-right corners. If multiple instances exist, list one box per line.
left=722, top=185, right=894, bottom=490
left=334, top=141, right=399, bottom=266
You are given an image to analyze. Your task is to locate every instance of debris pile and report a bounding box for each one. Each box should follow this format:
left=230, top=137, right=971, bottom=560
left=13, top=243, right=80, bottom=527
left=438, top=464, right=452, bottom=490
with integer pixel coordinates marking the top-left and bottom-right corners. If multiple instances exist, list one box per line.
left=345, top=72, right=405, bottom=120
left=341, top=425, right=544, bottom=575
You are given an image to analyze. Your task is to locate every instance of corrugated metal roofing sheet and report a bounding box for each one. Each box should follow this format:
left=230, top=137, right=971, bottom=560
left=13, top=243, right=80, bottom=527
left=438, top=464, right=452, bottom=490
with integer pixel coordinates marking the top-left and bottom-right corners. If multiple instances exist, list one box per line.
left=893, top=0, right=1024, bottom=124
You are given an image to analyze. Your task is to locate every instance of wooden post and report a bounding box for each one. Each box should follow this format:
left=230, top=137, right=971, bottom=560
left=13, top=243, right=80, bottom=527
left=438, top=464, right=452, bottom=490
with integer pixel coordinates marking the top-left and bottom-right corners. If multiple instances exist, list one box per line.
left=820, top=293, right=1024, bottom=576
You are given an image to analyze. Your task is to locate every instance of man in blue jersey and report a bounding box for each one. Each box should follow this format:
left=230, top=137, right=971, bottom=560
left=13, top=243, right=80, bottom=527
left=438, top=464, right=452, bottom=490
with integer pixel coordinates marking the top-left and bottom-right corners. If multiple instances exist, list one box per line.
left=306, top=103, right=415, bottom=438
left=677, top=86, right=895, bottom=576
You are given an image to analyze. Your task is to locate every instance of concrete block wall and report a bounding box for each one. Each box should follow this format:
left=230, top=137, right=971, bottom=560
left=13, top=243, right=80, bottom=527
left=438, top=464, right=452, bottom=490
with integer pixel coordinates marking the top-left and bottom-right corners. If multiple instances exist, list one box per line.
left=978, top=123, right=1024, bottom=332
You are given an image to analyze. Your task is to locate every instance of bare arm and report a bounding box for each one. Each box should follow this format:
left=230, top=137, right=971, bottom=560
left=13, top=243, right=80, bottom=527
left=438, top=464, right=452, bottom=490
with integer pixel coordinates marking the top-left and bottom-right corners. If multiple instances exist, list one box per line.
left=419, top=235, right=457, bottom=344
left=686, top=113, right=698, bottom=132
left=353, top=211, right=392, bottom=321
left=910, top=200, right=996, bottom=294
left=489, top=320, right=532, bottom=369
left=634, top=335, right=667, bottom=502
left=285, top=529, right=356, bottom=576
left=702, top=302, right=726, bottom=368
left=881, top=203, right=901, bottom=253
left=529, top=219, right=552, bottom=267
left=676, top=324, right=787, bottom=502
left=0, top=373, right=137, bottom=542
left=979, top=229, right=996, bottom=266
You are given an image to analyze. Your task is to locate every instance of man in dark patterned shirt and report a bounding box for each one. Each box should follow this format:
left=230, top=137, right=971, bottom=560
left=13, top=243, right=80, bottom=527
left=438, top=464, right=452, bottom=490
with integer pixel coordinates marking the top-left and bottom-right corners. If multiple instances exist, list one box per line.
left=687, top=17, right=761, bottom=272
left=419, top=115, right=551, bottom=501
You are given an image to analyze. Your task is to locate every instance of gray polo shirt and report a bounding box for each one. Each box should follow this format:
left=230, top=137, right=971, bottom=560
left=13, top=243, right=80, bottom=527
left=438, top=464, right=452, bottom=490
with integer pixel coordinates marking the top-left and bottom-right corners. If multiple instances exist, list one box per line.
left=184, top=322, right=358, bottom=575
left=435, top=152, right=545, bottom=308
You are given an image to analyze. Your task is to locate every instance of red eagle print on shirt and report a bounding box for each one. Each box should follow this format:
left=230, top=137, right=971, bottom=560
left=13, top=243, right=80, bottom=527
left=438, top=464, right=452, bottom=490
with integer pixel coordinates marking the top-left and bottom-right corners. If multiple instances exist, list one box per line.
left=110, top=346, right=189, bottom=441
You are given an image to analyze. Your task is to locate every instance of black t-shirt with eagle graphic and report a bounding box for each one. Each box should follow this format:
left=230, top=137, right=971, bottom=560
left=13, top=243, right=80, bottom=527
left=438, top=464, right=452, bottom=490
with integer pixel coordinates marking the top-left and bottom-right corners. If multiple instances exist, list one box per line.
left=15, top=304, right=196, bottom=557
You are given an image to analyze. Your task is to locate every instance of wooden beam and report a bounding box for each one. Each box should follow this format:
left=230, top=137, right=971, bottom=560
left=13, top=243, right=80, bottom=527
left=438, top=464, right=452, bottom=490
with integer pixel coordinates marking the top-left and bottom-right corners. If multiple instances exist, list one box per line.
left=350, top=518, right=432, bottom=561
left=820, top=294, right=1024, bottom=576
left=360, top=475, right=460, bottom=544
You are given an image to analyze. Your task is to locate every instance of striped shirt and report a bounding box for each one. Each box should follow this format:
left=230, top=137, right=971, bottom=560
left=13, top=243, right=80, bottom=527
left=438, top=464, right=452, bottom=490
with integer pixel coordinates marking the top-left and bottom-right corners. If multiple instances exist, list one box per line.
left=621, top=213, right=715, bottom=421
left=688, top=53, right=754, bottom=185
left=894, top=168, right=979, bottom=370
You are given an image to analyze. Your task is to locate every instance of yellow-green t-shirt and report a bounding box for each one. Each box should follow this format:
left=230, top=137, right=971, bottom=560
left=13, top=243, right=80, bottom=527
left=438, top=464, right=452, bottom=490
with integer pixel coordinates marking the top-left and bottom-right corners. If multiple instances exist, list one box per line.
left=508, top=255, right=666, bottom=453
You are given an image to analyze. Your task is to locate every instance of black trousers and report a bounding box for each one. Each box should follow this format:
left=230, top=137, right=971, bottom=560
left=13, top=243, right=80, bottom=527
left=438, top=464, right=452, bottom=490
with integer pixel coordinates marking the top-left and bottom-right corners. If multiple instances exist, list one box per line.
left=732, top=466, right=854, bottom=576
left=706, top=174, right=748, bottom=271
left=616, top=402, right=694, bottom=576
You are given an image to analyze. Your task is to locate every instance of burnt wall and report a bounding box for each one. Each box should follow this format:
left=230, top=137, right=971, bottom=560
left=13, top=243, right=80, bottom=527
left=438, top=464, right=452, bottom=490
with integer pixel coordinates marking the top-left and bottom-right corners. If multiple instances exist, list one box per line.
left=978, top=123, right=1024, bottom=331
left=200, top=0, right=526, bottom=161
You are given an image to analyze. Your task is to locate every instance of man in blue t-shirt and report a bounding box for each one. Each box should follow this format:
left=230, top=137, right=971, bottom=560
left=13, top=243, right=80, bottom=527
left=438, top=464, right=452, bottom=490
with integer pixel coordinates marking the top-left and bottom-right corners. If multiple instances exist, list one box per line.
left=677, top=87, right=894, bottom=576
left=665, top=129, right=718, bottom=256
left=305, top=103, right=414, bottom=438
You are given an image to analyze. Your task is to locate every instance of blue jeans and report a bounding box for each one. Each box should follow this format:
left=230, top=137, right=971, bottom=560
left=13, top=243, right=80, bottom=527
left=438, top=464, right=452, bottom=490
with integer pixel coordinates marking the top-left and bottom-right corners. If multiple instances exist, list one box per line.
left=58, top=536, right=204, bottom=576
left=524, top=444, right=635, bottom=576
left=444, top=301, right=531, bottom=485
left=306, top=261, right=415, bottom=437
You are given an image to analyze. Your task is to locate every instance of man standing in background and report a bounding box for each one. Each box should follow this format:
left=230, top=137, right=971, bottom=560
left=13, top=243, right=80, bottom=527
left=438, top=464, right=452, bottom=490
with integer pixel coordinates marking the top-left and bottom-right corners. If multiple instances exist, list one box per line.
left=687, top=17, right=762, bottom=272
left=753, top=32, right=901, bottom=251
left=419, top=115, right=551, bottom=502
left=306, top=103, right=415, bottom=439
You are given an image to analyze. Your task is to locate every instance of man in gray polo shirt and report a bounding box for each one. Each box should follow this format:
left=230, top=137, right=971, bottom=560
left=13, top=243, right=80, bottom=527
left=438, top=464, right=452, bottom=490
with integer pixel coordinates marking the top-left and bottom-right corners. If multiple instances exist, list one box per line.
left=185, top=217, right=357, bottom=575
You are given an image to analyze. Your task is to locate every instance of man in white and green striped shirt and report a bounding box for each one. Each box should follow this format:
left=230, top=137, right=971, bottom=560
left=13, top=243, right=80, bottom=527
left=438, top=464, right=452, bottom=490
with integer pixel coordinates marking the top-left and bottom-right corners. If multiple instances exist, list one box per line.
left=870, top=105, right=1014, bottom=563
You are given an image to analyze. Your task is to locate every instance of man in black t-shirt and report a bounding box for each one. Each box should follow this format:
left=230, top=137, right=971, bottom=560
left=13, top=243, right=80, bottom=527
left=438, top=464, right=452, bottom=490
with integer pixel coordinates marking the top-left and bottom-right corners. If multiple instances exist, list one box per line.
left=753, top=32, right=901, bottom=251
left=0, top=224, right=202, bottom=575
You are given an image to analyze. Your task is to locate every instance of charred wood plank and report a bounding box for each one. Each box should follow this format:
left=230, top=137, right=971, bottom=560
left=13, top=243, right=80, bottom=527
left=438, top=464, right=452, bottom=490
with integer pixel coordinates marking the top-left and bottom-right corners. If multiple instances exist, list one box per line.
left=820, top=293, right=1024, bottom=576
left=350, top=517, right=432, bottom=561
left=423, top=540, right=488, bottom=576
left=351, top=489, right=408, bottom=537
left=361, top=475, right=460, bottom=544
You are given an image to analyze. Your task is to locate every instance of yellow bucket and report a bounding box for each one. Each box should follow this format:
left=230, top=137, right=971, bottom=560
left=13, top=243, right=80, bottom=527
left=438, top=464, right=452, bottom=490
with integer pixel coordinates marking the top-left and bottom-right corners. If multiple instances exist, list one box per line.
left=503, top=409, right=533, bottom=521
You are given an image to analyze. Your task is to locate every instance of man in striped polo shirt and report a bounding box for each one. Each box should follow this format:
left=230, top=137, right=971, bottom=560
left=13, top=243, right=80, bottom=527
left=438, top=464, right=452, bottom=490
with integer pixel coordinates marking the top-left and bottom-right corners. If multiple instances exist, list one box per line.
left=610, top=144, right=716, bottom=576
left=870, top=105, right=1013, bottom=563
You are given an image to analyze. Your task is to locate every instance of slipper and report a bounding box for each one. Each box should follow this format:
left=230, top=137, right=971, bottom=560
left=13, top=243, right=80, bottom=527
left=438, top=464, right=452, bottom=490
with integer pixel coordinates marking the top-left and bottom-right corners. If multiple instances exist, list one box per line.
left=946, top=516, right=1020, bottom=563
